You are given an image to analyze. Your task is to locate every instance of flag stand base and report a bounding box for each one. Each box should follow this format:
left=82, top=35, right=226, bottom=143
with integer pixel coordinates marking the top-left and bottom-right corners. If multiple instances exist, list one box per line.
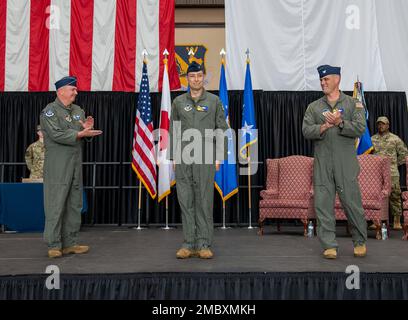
left=161, top=226, right=175, bottom=230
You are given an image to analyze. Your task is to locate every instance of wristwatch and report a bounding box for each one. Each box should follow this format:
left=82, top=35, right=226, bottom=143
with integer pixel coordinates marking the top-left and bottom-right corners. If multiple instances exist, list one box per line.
left=338, top=120, right=344, bottom=129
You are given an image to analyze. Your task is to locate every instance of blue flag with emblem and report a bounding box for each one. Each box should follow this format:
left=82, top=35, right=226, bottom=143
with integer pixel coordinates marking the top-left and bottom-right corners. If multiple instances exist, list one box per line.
left=239, top=60, right=257, bottom=159
left=214, top=62, right=238, bottom=201
left=353, top=80, right=373, bottom=155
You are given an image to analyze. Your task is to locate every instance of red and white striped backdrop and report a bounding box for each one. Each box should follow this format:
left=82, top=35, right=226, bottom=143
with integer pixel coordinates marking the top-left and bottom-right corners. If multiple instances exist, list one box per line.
left=0, top=0, right=180, bottom=92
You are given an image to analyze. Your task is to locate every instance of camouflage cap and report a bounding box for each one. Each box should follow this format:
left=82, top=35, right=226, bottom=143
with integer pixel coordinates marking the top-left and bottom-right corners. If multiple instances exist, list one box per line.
left=36, top=125, right=42, bottom=131
left=376, top=116, right=389, bottom=124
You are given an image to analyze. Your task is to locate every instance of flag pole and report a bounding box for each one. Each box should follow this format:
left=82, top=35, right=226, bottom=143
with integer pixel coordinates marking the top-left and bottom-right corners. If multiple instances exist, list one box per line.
left=220, top=199, right=230, bottom=229
left=160, top=49, right=174, bottom=230
left=245, top=49, right=255, bottom=229
left=218, top=48, right=231, bottom=230
left=247, top=147, right=254, bottom=229
left=161, top=192, right=173, bottom=230
left=162, top=193, right=175, bottom=230
left=134, top=49, right=149, bottom=231
left=188, top=47, right=195, bottom=60
left=135, top=180, right=144, bottom=229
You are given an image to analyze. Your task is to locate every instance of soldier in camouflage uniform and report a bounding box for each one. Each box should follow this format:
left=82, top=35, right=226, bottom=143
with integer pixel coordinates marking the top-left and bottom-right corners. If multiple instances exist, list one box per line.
left=371, top=116, right=408, bottom=230
left=169, top=61, right=228, bottom=260
left=25, top=125, right=45, bottom=180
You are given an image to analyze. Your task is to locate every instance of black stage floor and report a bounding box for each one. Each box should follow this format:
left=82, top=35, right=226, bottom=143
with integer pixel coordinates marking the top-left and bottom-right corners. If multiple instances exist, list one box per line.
left=1, top=225, right=407, bottom=275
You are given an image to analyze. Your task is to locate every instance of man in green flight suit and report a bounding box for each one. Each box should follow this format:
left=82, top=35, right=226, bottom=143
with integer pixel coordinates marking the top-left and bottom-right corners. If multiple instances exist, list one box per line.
left=40, top=76, right=102, bottom=258
left=302, top=65, right=367, bottom=259
left=169, top=61, right=228, bottom=259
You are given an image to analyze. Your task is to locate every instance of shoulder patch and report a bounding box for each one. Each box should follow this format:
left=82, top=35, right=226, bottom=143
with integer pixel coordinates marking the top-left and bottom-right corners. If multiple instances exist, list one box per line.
left=44, top=110, right=55, bottom=117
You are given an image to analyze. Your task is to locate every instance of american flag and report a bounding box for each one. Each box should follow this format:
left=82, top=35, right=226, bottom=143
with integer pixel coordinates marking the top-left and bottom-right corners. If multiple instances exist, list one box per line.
left=0, top=0, right=180, bottom=92
left=132, top=61, right=157, bottom=199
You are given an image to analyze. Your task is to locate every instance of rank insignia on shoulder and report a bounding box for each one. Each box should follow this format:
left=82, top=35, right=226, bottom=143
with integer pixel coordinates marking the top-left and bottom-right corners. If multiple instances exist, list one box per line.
left=65, top=115, right=72, bottom=122
left=45, top=110, right=54, bottom=117
left=73, top=114, right=81, bottom=121
left=356, top=102, right=364, bottom=109
left=184, top=105, right=192, bottom=112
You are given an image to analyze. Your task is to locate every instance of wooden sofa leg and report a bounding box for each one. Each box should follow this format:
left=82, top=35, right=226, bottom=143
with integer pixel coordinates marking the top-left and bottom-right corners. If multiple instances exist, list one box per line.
left=302, top=219, right=308, bottom=237
left=374, top=219, right=382, bottom=240
left=402, top=223, right=408, bottom=241
left=258, top=219, right=264, bottom=236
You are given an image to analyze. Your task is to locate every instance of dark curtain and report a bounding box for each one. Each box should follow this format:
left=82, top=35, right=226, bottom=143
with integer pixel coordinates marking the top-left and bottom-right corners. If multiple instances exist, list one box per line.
left=1, top=272, right=408, bottom=299
left=1, top=91, right=407, bottom=225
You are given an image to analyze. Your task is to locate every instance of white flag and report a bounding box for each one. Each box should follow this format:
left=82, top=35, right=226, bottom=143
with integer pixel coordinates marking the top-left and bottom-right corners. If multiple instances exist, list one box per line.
left=158, top=61, right=175, bottom=202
